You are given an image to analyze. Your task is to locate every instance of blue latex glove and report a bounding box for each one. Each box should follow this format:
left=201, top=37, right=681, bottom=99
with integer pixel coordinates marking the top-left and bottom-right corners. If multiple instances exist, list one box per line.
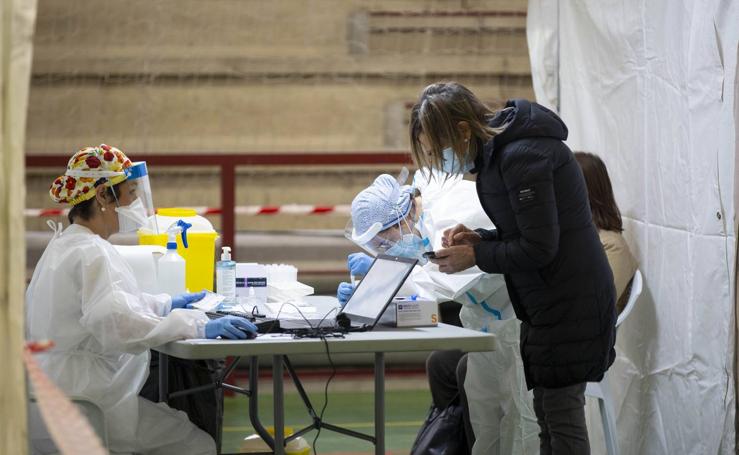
left=205, top=316, right=257, bottom=340
left=337, top=282, right=355, bottom=307
left=347, top=252, right=373, bottom=276
left=171, top=290, right=207, bottom=310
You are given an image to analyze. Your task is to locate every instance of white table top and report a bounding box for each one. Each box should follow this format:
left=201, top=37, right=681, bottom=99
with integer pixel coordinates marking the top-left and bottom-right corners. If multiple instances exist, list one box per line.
left=154, top=323, right=496, bottom=359
left=154, top=295, right=496, bottom=359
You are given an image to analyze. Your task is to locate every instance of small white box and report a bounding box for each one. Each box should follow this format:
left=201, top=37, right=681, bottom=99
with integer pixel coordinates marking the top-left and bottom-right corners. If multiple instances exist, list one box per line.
left=379, top=297, right=439, bottom=327
left=235, top=263, right=268, bottom=304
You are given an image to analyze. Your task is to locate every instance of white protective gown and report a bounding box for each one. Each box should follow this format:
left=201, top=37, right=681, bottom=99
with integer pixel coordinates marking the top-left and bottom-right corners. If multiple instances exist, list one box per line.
left=26, top=223, right=215, bottom=455
left=410, top=170, right=540, bottom=455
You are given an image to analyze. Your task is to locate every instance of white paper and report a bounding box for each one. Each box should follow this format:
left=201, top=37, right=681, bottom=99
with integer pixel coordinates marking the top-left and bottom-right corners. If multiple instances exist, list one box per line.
left=190, top=292, right=225, bottom=312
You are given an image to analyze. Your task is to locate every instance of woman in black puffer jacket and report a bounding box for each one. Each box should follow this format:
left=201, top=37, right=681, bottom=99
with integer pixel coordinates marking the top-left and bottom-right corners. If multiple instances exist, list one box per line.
left=411, top=82, right=616, bottom=455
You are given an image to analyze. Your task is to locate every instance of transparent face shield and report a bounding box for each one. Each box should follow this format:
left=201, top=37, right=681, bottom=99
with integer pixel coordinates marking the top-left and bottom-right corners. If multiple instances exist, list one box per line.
left=124, top=162, right=155, bottom=217
left=344, top=167, right=409, bottom=256
left=118, top=161, right=157, bottom=233
left=345, top=202, right=433, bottom=263
left=344, top=166, right=434, bottom=262
left=344, top=214, right=399, bottom=257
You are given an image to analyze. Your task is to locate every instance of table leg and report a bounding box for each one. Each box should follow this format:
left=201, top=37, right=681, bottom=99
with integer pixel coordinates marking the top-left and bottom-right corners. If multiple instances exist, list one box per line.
left=374, top=352, right=385, bottom=455
left=158, top=352, right=169, bottom=403
left=273, top=355, right=285, bottom=455
left=248, top=357, right=275, bottom=451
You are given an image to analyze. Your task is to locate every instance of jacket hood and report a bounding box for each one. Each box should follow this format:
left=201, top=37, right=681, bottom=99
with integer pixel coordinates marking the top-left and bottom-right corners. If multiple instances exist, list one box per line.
left=490, top=99, right=568, bottom=149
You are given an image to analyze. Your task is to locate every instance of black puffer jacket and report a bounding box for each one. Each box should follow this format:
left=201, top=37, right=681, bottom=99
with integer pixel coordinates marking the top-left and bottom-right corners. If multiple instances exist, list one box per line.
left=472, top=99, right=616, bottom=389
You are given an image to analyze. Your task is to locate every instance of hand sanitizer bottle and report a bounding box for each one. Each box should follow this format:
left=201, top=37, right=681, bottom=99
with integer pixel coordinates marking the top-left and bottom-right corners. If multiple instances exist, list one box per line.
left=216, top=246, right=236, bottom=308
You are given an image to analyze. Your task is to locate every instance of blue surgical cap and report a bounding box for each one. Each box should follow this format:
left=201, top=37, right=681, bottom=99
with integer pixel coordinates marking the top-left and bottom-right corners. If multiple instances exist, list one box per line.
left=351, top=174, right=413, bottom=236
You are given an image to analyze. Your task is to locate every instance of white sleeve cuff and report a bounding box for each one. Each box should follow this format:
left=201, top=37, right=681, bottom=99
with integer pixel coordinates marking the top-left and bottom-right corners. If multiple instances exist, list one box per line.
left=195, top=317, right=208, bottom=338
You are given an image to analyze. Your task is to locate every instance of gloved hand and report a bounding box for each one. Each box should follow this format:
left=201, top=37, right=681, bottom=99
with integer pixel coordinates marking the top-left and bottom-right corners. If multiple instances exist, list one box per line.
left=205, top=316, right=257, bottom=340
left=336, top=282, right=355, bottom=307
left=347, top=252, right=373, bottom=276
left=171, top=290, right=207, bottom=310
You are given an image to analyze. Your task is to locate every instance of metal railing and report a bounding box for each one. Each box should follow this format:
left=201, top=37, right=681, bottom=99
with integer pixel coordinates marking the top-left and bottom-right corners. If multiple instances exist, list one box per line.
left=26, top=152, right=412, bottom=259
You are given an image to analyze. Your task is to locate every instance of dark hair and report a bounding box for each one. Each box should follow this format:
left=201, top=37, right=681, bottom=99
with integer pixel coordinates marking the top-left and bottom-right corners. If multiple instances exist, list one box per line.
left=67, top=182, right=122, bottom=224
left=574, top=152, right=623, bottom=232
left=409, top=82, right=503, bottom=174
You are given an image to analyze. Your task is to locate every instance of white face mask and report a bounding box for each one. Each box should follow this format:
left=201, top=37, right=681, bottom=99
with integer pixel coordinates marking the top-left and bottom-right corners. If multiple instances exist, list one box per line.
left=115, top=197, right=148, bottom=233
left=385, top=233, right=430, bottom=264
left=440, top=147, right=474, bottom=175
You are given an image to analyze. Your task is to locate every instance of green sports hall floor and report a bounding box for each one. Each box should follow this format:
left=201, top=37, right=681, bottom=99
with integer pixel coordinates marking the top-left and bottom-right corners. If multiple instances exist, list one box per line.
left=220, top=367, right=431, bottom=454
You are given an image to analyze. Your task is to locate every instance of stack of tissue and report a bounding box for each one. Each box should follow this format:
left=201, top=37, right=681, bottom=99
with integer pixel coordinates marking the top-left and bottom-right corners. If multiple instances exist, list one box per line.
left=265, top=264, right=314, bottom=303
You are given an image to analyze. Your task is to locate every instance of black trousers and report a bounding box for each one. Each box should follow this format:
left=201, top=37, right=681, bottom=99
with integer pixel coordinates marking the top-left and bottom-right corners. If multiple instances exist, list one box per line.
left=426, top=349, right=474, bottom=454
left=533, top=382, right=590, bottom=455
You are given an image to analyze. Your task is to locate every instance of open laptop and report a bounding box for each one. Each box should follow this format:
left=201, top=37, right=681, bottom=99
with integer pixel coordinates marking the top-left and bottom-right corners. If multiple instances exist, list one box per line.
left=337, top=254, right=418, bottom=331
left=275, top=254, right=418, bottom=332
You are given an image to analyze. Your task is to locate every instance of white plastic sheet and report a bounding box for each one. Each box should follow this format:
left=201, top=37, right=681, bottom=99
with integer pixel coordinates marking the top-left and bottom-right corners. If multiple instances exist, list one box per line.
left=1, top=0, right=38, bottom=453
left=527, top=1, right=738, bottom=453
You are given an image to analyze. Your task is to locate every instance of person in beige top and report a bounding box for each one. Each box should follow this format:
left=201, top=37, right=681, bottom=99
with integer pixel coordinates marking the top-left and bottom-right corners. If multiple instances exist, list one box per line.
left=575, top=152, right=638, bottom=314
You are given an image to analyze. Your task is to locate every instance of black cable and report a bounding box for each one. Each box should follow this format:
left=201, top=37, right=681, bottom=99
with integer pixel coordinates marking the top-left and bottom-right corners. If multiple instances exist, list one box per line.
left=312, top=333, right=336, bottom=455
left=270, top=301, right=339, bottom=454
left=316, top=306, right=339, bottom=329
left=253, top=300, right=320, bottom=336
left=273, top=301, right=339, bottom=336
left=274, top=301, right=316, bottom=329
left=213, top=300, right=340, bottom=454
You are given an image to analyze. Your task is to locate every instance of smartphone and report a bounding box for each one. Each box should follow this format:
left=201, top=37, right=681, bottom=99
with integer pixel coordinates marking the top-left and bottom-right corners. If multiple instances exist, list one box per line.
left=422, top=251, right=438, bottom=259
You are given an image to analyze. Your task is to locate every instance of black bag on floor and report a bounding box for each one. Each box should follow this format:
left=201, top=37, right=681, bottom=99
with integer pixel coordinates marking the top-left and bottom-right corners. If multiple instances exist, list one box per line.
left=410, top=397, right=466, bottom=455
left=139, top=352, right=225, bottom=449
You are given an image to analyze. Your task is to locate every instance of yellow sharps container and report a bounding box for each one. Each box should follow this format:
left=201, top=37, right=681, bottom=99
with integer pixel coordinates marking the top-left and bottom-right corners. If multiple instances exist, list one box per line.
left=138, top=208, right=219, bottom=292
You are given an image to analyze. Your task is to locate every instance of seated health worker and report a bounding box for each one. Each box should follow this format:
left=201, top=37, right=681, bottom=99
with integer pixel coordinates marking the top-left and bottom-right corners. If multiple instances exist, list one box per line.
left=26, top=145, right=256, bottom=455
left=574, top=152, right=638, bottom=314
left=338, top=171, right=539, bottom=454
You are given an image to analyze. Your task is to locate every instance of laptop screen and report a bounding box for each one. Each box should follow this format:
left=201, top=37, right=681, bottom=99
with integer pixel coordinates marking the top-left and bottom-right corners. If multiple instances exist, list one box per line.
left=341, top=254, right=417, bottom=326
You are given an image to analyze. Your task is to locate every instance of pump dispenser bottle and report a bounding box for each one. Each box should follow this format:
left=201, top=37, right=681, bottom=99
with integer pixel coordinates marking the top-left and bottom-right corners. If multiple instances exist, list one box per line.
left=158, top=221, right=189, bottom=296
left=216, top=246, right=237, bottom=308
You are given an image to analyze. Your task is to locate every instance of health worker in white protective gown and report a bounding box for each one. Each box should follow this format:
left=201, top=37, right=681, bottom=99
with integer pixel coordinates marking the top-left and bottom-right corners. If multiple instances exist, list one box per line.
left=26, top=145, right=257, bottom=455
left=338, top=168, right=539, bottom=454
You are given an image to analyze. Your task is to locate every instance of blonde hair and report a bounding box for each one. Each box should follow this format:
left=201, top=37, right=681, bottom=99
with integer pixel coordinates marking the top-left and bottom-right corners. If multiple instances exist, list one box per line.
left=409, top=82, right=504, bottom=174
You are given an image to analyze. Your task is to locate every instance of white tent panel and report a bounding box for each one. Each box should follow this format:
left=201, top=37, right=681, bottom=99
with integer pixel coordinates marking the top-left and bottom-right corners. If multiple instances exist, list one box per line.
left=527, top=0, right=738, bottom=453
left=525, top=0, right=559, bottom=112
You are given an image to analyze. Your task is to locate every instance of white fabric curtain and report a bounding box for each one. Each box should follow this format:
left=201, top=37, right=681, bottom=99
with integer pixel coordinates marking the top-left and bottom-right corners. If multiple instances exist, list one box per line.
left=525, top=0, right=560, bottom=112
left=0, top=0, right=37, bottom=453
left=527, top=1, right=738, bottom=453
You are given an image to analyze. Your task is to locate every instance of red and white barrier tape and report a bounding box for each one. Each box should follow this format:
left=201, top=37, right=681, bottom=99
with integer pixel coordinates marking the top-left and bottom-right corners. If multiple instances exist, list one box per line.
left=25, top=205, right=352, bottom=218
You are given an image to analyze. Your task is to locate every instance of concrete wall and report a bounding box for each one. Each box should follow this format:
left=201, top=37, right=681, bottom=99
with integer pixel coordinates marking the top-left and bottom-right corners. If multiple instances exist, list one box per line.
left=26, top=0, right=533, bottom=232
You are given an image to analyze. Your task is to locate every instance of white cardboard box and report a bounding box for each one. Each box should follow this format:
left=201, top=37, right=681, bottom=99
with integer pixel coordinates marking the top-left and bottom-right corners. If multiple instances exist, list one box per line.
left=235, top=263, right=268, bottom=304
left=379, top=297, right=439, bottom=327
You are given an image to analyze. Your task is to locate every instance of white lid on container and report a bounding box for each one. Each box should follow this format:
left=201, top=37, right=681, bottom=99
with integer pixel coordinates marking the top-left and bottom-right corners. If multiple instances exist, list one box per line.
left=139, top=208, right=216, bottom=234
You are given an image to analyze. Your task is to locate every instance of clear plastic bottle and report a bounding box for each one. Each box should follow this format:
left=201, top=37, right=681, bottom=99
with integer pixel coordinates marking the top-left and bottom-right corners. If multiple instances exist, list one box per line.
left=158, top=224, right=187, bottom=296
left=245, top=286, right=258, bottom=308
left=216, top=246, right=236, bottom=307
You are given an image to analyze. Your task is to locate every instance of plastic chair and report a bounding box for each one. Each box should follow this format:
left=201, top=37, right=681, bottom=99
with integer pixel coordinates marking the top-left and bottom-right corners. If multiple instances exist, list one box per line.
left=585, top=269, right=642, bottom=455
left=616, top=269, right=642, bottom=328
left=28, top=394, right=108, bottom=454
